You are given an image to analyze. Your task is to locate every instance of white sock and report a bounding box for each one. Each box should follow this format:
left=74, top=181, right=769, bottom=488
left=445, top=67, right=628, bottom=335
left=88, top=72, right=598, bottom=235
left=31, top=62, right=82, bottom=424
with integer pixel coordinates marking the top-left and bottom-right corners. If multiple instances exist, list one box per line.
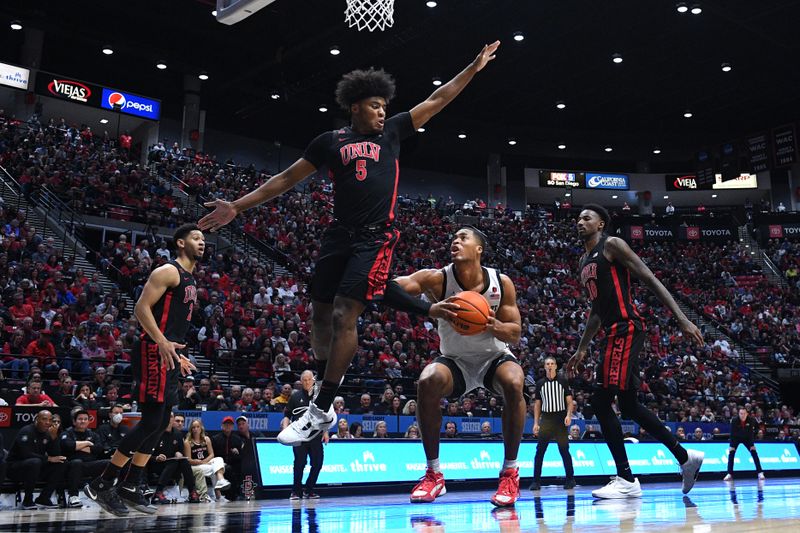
left=427, top=458, right=441, bottom=473
left=503, top=459, right=518, bottom=471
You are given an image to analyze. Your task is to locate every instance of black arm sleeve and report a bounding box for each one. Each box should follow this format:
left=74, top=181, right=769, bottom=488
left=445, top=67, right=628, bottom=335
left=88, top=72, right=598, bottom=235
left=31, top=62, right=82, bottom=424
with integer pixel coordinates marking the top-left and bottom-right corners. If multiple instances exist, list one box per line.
left=60, top=431, right=76, bottom=456
left=382, top=280, right=432, bottom=316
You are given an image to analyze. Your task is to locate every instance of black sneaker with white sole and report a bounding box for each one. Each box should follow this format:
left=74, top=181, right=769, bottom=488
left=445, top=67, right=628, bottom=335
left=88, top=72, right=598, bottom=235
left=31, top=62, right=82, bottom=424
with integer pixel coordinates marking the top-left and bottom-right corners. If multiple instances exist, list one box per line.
left=34, top=496, right=60, bottom=509
left=84, top=479, right=130, bottom=516
left=117, top=482, right=157, bottom=514
left=20, top=499, right=37, bottom=510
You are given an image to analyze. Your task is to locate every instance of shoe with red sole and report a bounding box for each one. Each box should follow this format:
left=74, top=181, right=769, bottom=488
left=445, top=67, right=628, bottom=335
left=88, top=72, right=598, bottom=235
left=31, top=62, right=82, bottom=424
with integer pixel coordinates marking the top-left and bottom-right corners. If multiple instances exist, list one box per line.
left=491, top=467, right=520, bottom=507
left=410, top=468, right=446, bottom=503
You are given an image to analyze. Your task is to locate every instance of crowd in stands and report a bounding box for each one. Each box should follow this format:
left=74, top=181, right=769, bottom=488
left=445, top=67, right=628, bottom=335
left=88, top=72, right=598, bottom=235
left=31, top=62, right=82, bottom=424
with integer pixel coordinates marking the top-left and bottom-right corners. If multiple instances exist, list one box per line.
left=1, top=112, right=800, bottom=508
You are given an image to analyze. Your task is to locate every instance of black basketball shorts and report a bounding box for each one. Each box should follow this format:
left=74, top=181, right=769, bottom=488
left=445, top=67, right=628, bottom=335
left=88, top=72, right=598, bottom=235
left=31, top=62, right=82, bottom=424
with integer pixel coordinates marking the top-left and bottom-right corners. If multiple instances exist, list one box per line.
left=131, top=339, right=180, bottom=405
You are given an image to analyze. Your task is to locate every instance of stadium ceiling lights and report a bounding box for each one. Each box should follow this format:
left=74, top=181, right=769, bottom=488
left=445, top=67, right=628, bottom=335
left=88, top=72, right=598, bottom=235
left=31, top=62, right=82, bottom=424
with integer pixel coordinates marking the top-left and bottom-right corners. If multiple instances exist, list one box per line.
left=270, top=91, right=280, bottom=100
left=457, top=131, right=467, bottom=139
left=507, top=138, right=517, bottom=146
left=683, top=110, right=693, bottom=118
left=318, top=105, right=328, bottom=113
left=432, top=77, right=442, bottom=86
left=513, top=31, right=524, bottom=42
left=604, top=145, right=613, bottom=152
left=691, top=4, right=702, bottom=15
left=100, top=118, right=109, bottom=124
left=557, top=144, right=566, bottom=150
left=102, top=46, right=114, bottom=55
left=329, top=46, right=341, bottom=56
left=156, top=61, right=167, bottom=70
left=612, top=195, right=619, bottom=199
left=426, top=1, right=437, bottom=7
left=556, top=100, right=566, bottom=110
left=676, top=3, right=688, bottom=13
left=10, top=20, right=22, bottom=30
left=653, top=147, right=662, bottom=154
left=721, top=62, right=732, bottom=72
left=198, top=72, right=209, bottom=80
left=612, top=53, right=623, bottom=64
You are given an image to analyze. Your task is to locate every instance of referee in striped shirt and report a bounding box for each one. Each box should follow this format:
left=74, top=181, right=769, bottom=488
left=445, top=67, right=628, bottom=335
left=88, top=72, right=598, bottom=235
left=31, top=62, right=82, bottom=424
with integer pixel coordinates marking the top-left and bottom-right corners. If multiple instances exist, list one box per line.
left=531, top=356, right=575, bottom=490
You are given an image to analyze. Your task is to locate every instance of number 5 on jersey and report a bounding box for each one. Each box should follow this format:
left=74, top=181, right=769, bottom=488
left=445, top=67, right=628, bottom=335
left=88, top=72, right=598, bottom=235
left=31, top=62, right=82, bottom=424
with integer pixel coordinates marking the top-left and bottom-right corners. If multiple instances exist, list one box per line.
left=356, top=159, right=368, bottom=181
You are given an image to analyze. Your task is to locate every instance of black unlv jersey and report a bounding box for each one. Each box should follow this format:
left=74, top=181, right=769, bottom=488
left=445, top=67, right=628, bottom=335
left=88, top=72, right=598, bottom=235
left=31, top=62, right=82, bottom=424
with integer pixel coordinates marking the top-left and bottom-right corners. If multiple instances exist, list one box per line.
left=303, top=112, right=415, bottom=228
left=579, top=236, right=645, bottom=331
left=147, top=260, right=197, bottom=343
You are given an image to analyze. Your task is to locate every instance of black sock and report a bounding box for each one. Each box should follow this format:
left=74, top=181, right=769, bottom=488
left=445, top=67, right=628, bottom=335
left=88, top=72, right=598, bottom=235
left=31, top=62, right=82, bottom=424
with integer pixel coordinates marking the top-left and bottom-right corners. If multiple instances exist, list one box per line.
left=314, top=380, right=339, bottom=411
left=124, top=464, right=145, bottom=486
left=316, top=359, right=327, bottom=381
left=101, top=462, right=123, bottom=482
left=671, top=442, right=689, bottom=465
left=618, top=462, right=635, bottom=483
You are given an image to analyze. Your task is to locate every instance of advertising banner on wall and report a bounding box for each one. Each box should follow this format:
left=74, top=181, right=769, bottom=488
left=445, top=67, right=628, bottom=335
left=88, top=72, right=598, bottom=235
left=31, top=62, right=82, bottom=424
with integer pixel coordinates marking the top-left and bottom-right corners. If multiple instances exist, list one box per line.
left=585, top=173, right=630, bottom=190
left=100, top=87, right=161, bottom=120
left=255, top=441, right=800, bottom=486
left=34, top=72, right=103, bottom=107
left=539, top=170, right=584, bottom=188
left=0, top=61, right=30, bottom=90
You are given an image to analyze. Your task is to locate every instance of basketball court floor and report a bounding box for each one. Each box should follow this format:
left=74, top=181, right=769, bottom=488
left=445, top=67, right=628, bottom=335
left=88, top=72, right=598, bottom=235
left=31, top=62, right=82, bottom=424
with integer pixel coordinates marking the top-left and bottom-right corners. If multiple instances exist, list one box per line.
left=1, top=478, right=798, bottom=532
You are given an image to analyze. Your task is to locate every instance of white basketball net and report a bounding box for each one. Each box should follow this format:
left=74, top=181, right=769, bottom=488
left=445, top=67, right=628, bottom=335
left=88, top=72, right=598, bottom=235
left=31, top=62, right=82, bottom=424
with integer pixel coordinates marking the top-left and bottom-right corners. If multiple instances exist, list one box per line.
left=344, top=0, right=395, bottom=32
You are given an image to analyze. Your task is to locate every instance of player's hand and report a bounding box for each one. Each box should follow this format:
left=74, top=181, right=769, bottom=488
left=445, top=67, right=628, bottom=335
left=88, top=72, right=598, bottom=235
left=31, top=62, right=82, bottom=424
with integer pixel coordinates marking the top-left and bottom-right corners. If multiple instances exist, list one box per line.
left=156, top=454, right=167, bottom=462
left=472, top=40, right=500, bottom=72
left=323, top=432, right=330, bottom=444
left=564, top=416, right=571, bottom=427
left=48, top=455, right=67, bottom=463
left=679, top=318, right=704, bottom=347
left=485, top=309, right=501, bottom=337
left=533, top=424, right=540, bottom=437
left=158, top=340, right=185, bottom=371
left=429, top=298, right=460, bottom=321
left=565, top=350, right=586, bottom=379
left=199, top=199, right=238, bottom=232
left=179, top=354, right=197, bottom=377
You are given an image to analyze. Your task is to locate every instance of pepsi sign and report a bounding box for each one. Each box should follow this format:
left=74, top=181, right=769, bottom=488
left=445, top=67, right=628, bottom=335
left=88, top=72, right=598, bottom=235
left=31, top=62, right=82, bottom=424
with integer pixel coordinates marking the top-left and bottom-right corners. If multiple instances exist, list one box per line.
left=585, top=173, right=629, bottom=190
left=101, top=87, right=161, bottom=120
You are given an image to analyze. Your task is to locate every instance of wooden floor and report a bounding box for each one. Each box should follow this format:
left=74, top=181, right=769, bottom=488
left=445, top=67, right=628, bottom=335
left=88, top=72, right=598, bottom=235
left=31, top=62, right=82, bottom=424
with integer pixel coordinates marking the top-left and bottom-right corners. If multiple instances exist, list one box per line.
left=1, top=478, right=799, bottom=532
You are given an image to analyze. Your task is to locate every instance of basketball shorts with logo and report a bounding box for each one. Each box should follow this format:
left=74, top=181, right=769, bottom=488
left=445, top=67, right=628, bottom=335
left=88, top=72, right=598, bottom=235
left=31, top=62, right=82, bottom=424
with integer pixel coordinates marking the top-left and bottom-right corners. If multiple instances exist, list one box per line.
left=131, top=338, right=180, bottom=406
left=595, top=322, right=644, bottom=392
left=309, top=224, right=400, bottom=304
left=434, top=352, right=520, bottom=399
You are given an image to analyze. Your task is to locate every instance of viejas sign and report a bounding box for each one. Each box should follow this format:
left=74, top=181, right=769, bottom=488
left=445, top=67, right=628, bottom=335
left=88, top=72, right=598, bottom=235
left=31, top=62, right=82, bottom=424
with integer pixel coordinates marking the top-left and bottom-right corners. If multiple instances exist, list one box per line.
left=35, top=73, right=102, bottom=107
left=666, top=174, right=700, bottom=191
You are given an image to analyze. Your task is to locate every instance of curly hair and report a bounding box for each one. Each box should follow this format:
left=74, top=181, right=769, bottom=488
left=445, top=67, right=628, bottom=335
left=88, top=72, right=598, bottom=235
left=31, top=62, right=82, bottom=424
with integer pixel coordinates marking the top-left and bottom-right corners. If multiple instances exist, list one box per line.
left=335, top=68, right=396, bottom=111
left=582, top=203, right=611, bottom=232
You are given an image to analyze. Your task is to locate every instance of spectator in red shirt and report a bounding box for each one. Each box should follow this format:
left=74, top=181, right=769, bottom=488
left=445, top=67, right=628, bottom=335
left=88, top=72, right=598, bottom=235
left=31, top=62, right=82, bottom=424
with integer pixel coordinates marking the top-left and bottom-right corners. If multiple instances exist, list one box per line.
left=119, top=131, right=132, bottom=153
left=15, top=379, right=58, bottom=406
left=25, top=330, right=57, bottom=369
left=9, top=292, right=34, bottom=323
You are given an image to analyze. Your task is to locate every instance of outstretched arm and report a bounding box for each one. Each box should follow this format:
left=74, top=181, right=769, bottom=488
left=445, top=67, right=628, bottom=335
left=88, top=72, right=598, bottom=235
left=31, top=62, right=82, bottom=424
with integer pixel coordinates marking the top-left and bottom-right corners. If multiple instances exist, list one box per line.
left=409, top=41, right=500, bottom=130
left=605, top=236, right=704, bottom=346
left=198, top=158, right=317, bottom=232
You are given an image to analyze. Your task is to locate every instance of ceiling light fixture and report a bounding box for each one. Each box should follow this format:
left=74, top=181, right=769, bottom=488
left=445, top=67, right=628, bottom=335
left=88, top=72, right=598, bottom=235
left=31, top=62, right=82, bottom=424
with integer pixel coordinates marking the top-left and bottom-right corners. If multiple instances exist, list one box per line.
left=10, top=20, right=22, bottom=31
left=513, top=31, right=524, bottom=42
left=156, top=61, right=167, bottom=70
left=102, top=46, right=114, bottom=55
left=198, top=72, right=209, bottom=80
left=270, top=91, right=280, bottom=100
left=426, top=1, right=438, bottom=7
left=556, top=100, right=566, bottom=110
left=557, top=144, right=567, bottom=150
left=318, top=105, right=328, bottom=113
left=458, top=131, right=467, bottom=139
left=676, top=3, right=688, bottom=13
left=329, top=46, right=340, bottom=56
left=604, top=145, right=613, bottom=152
left=691, top=4, right=702, bottom=15
left=612, top=53, right=623, bottom=64
left=507, top=138, right=517, bottom=146
left=432, top=77, right=442, bottom=86
left=721, top=62, right=732, bottom=72
left=653, top=147, right=662, bottom=154
left=683, top=110, right=693, bottom=118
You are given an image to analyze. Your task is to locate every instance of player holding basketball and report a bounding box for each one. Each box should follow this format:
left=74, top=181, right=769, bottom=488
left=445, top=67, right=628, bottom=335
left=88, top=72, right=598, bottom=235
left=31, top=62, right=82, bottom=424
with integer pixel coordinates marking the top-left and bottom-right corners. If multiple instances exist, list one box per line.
left=85, top=224, right=201, bottom=515
left=200, top=42, right=500, bottom=445
left=566, top=205, right=705, bottom=498
left=394, top=226, right=526, bottom=507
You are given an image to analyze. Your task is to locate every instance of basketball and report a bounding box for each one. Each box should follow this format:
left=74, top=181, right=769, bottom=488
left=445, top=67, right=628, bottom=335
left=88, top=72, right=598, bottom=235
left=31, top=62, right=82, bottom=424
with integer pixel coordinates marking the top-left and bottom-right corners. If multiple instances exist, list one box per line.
left=450, top=290, right=491, bottom=335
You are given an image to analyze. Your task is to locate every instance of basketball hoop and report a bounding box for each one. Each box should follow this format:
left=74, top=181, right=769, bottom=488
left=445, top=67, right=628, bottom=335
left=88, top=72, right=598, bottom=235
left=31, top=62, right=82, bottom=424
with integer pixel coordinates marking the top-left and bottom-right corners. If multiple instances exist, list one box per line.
left=344, top=0, right=394, bottom=32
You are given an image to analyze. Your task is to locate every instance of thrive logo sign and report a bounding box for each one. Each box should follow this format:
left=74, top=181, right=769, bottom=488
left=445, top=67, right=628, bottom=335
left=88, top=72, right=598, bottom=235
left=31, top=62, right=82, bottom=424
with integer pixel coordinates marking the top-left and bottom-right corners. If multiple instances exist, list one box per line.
left=349, top=449, right=387, bottom=473
left=781, top=448, right=799, bottom=464
left=652, top=449, right=674, bottom=466
left=572, top=449, right=595, bottom=467
left=471, top=450, right=501, bottom=470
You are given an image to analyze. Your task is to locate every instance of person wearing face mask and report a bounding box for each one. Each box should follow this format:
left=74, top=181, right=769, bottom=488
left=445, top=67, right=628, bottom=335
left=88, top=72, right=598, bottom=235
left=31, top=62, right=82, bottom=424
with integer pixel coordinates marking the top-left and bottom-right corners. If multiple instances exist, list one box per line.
left=62, top=408, right=109, bottom=508
left=97, top=405, right=130, bottom=459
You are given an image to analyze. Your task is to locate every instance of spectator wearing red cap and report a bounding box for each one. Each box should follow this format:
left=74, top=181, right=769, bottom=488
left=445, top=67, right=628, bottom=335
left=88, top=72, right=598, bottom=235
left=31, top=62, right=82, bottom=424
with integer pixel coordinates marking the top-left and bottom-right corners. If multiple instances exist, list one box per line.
left=211, top=417, right=245, bottom=501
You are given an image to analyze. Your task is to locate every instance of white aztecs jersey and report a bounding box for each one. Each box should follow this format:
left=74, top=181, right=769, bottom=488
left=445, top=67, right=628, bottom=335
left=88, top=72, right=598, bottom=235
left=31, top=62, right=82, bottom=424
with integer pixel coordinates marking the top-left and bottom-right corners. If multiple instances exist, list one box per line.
left=437, top=263, right=509, bottom=358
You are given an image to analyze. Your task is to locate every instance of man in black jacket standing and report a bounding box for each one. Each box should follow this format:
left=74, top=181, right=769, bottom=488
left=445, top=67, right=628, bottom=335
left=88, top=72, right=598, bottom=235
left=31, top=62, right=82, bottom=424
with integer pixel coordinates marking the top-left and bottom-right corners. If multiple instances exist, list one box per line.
left=150, top=411, right=199, bottom=504
left=725, top=406, right=764, bottom=481
left=6, top=410, right=67, bottom=509
left=61, top=408, right=109, bottom=507
left=212, top=416, right=245, bottom=501
left=281, top=370, right=327, bottom=500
